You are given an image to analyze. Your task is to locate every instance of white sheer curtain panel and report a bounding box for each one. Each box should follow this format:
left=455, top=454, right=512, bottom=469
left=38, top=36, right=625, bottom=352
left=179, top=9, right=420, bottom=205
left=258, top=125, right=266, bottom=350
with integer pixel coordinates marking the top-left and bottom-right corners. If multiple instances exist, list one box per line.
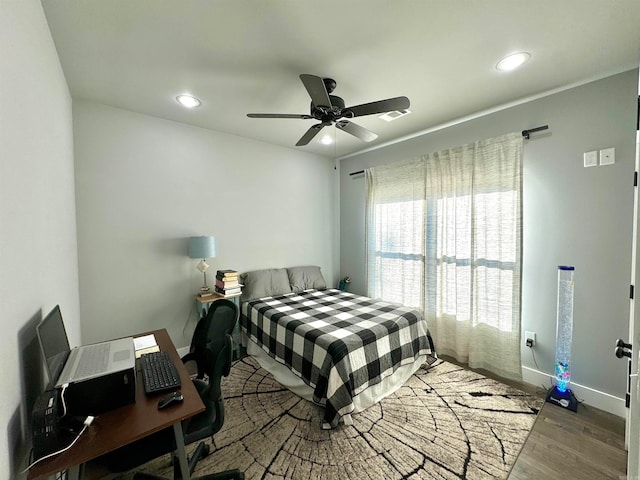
left=365, top=158, right=426, bottom=309
left=366, top=132, right=523, bottom=380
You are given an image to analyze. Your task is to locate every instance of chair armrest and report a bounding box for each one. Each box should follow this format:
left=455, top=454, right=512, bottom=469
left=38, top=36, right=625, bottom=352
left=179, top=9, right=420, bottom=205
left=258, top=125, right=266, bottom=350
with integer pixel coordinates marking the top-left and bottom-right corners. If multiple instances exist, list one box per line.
left=182, top=352, right=205, bottom=379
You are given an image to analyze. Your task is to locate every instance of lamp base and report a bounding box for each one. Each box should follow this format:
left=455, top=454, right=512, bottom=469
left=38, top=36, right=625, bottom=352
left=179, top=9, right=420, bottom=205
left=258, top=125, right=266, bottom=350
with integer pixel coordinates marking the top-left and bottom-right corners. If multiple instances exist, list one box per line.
left=545, top=386, right=578, bottom=412
left=198, top=269, right=212, bottom=297
left=198, top=285, right=213, bottom=298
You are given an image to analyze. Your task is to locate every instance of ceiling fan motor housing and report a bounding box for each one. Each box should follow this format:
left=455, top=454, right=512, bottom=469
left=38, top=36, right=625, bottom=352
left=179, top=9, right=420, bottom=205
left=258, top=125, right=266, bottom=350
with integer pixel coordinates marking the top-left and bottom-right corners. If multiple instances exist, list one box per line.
left=322, top=78, right=337, bottom=94
left=311, top=95, right=347, bottom=122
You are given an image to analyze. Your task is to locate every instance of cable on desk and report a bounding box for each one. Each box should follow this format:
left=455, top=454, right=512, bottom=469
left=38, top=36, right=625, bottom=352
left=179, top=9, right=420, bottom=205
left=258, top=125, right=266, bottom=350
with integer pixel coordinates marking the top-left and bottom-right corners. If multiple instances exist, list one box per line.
left=22, top=416, right=94, bottom=473
left=60, top=383, right=69, bottom=417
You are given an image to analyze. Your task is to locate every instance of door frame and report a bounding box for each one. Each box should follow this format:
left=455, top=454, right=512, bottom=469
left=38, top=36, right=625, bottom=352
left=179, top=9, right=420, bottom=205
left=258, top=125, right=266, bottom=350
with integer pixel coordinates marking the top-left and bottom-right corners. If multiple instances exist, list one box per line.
left=627, top=89, right=640, bottom=477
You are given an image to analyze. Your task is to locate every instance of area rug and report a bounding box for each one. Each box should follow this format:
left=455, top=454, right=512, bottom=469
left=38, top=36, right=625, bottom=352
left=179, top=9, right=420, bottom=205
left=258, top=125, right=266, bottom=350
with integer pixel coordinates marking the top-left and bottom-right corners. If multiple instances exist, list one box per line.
left=140, top=356, right=543, bottom=480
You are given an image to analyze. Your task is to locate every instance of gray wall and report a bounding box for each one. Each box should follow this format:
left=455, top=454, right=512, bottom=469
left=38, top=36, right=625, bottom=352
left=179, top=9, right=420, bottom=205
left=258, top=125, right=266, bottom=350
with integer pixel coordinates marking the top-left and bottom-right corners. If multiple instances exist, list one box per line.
left=0, top=1, right=80, bottom=477
left=73, top=101, right=338, bottom=349
left=339, top=70, right=638, bottom=402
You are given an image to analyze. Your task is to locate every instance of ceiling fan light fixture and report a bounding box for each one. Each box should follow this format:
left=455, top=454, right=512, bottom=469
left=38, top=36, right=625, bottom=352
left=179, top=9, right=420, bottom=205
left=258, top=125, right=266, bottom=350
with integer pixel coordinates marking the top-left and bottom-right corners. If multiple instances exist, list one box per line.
left=379, top=109, right=412, bottom=122
left=319, top=135, right=333, bottom=145
left=176, top=94, right=201, bottom=108
left=496, top=52, right=531, bottom=72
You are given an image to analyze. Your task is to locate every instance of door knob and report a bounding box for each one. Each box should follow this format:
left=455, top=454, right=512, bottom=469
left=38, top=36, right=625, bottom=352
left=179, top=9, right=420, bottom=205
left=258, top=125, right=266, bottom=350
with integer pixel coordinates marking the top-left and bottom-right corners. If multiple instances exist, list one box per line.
left=616, top=339, right=632, bottom=350
left=616, top=346, right=632, bottom=358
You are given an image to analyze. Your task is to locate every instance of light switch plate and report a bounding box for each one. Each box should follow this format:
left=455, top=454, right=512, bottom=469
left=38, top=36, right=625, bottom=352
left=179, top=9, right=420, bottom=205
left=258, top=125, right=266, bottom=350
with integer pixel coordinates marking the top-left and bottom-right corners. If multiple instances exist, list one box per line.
left=600, top=147, right=615, bottom=165
left=584, top=151, right=598, bottom=167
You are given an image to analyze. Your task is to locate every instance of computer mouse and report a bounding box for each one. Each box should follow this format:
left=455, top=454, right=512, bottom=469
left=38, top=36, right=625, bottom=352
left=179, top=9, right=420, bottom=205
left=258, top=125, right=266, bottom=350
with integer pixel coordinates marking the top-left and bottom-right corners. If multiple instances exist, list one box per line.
left=158, top=391, right=183, bottom=409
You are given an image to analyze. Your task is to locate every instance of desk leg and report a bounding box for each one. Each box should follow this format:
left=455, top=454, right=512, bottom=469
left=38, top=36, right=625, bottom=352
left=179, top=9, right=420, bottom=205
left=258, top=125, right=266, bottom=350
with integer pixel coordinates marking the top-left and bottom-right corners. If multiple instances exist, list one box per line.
left=66, top=464, right=80, bottom=480
left=173, top=423, right=191, bottom=480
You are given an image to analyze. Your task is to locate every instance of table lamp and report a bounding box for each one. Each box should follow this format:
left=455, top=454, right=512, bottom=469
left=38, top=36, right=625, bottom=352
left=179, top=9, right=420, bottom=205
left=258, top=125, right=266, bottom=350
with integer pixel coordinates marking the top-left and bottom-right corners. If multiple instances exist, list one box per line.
left=189, top=236, right=216, bottom=296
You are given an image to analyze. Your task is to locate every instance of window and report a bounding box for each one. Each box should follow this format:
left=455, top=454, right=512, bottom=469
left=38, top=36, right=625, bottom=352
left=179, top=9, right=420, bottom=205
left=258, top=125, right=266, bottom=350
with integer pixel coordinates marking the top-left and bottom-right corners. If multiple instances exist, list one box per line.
left=366, top=132, right=523, bottom=380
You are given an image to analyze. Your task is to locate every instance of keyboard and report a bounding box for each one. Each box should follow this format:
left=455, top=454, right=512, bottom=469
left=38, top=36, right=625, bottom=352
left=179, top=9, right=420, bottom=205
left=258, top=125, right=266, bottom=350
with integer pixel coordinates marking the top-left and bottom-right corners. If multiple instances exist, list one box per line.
left=75, top=343, right=110, bottom=378
left=140, top=351, right=181, bottom=395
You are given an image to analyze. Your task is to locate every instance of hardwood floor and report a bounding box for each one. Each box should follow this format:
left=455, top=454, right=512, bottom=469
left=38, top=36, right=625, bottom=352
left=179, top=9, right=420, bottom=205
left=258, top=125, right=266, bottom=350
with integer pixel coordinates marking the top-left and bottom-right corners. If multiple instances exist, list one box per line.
left=439, top=356, right=627, bottom=479
left=509, top=401, right=627, bottom=479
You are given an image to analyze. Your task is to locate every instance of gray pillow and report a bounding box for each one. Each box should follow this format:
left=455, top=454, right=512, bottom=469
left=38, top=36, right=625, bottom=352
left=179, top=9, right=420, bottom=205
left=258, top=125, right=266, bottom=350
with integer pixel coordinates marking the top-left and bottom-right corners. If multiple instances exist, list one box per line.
left=240, top=268, right=292, bottom=302
left=287, top=266, right=327, bottom=292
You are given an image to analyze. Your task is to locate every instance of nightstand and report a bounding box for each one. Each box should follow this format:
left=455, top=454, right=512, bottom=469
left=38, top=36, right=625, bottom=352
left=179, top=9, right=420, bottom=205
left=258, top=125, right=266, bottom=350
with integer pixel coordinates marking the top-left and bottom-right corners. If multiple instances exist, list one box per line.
left=194, top=293, right=242, bottom=360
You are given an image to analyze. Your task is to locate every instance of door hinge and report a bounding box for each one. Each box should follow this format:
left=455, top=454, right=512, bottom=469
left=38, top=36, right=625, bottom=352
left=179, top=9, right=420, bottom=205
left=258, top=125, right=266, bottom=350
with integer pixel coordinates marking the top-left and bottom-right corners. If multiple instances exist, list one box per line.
left=627, top=393, right=631, bottom=408
left=635, top=171, right=638, bottom=187
left=631, top=285, right=635, bottom=299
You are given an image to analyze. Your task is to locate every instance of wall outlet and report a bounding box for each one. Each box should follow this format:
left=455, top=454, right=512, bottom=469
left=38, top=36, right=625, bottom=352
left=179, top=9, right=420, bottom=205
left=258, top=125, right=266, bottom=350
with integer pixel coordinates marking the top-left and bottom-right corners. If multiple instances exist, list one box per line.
left=525, top=331, right=536, bottom=347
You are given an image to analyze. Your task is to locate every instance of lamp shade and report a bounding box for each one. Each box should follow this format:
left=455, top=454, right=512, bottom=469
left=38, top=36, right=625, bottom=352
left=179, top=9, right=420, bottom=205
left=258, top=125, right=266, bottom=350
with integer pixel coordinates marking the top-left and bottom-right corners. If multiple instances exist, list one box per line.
left=189, top=236, right=216, bottom=259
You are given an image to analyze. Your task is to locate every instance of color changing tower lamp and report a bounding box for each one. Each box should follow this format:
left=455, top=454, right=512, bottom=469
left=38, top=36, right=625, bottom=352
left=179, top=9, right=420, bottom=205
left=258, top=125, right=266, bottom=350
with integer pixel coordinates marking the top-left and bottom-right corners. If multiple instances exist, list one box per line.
left=189, top=236, right=216, bottom=296
left=546, top=265, right=579, bottom=411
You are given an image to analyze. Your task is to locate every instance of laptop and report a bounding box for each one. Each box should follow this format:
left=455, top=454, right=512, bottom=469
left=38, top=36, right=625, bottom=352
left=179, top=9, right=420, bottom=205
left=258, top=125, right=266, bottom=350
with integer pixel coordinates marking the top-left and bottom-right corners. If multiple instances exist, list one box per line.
left=36, top=305, right=135, bottom=388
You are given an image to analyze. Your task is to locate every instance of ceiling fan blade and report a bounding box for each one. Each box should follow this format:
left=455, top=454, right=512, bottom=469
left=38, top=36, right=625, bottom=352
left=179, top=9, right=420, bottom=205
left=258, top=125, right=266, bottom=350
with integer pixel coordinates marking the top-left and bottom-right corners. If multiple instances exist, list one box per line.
left=300, top=74, right=332, bottom=108
left=335, top=120, right=378, bottom=142
left=295, top=123, right=326, bottom=146
left=247, top=113, right=314, bottom=119
left=346, top=96, right=410, bottom=117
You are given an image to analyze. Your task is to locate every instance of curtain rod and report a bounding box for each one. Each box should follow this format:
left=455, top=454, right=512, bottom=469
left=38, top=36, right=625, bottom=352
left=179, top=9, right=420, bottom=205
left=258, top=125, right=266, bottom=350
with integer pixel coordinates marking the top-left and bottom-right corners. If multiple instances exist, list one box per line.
left=348, top=125, right=549, bottom=176
left=521, top=124, right=548, bottom=139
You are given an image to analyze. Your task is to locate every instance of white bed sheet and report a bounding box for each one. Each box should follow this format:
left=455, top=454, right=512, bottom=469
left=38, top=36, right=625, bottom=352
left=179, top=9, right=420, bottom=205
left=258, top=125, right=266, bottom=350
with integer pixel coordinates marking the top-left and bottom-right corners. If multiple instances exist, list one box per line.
left=244, top=333, right=427, bottom=427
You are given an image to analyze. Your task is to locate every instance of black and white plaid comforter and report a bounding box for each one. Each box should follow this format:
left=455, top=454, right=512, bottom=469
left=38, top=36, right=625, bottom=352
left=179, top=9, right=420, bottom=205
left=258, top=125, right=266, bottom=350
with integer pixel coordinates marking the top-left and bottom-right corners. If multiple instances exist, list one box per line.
left=241, top=288, right=434, bottom=428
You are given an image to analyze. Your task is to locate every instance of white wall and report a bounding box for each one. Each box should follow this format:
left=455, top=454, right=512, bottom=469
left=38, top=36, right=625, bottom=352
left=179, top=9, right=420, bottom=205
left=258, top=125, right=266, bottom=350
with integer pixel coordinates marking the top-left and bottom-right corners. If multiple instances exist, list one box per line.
left=0, top=0, right=80, bottom=477
left=339, top=70, right=638, bottom=416
left=73, top=101, right=338, bottom=348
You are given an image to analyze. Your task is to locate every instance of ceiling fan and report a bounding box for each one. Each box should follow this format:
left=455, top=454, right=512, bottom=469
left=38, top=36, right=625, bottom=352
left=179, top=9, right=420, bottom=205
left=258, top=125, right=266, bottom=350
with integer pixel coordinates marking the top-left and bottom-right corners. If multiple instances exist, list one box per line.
left=247, top=74, right=410, bottom=146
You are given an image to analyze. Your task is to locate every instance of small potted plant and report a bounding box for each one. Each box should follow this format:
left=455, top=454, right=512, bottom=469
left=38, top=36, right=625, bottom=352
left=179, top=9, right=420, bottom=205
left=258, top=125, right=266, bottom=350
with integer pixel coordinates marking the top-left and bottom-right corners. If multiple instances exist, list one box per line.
left=338, top=276, right=352, bottom=292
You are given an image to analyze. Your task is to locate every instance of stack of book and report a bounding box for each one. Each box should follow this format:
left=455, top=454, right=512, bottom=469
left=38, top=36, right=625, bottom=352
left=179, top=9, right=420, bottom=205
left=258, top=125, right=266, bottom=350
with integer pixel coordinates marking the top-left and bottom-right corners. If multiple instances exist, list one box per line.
left=215, top=269, right=242, bottom=297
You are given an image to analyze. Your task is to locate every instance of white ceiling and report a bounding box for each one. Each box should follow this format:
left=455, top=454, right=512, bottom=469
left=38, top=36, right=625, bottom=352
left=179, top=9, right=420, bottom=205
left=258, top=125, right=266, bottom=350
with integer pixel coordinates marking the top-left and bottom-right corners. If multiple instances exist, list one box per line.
left=41, top=0, right=640, bottom=158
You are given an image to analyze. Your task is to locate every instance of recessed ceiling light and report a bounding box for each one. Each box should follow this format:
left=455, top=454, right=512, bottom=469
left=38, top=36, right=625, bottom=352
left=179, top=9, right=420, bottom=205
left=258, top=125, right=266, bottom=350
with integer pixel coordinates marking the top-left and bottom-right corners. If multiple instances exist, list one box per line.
left=496, top=52, right=531, bottom=72
left=176, top=94, right=201, bottom=108
left=319, top=135, right=333, bottom=145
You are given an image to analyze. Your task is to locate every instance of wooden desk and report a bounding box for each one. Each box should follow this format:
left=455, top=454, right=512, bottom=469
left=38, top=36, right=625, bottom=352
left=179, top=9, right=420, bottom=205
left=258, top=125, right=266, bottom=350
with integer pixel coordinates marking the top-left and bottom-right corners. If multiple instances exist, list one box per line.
left=27, top=329, right=205, bottom=480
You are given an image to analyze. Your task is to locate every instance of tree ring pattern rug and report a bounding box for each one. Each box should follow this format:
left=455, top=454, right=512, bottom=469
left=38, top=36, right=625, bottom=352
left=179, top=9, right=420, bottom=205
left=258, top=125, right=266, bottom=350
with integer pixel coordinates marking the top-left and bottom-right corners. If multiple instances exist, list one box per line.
left=141, top=356, right=542, bottom=480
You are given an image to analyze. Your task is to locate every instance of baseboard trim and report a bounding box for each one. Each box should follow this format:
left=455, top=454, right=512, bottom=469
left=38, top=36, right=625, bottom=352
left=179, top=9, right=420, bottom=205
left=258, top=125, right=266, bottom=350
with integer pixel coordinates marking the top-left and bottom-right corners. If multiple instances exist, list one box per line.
left=522, top=366, right=626, bottom=418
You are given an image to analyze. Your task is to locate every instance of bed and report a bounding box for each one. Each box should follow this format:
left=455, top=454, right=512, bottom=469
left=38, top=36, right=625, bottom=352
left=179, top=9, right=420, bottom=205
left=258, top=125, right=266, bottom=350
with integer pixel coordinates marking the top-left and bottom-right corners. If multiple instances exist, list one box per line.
left=239, top=266, right=435, bottom=429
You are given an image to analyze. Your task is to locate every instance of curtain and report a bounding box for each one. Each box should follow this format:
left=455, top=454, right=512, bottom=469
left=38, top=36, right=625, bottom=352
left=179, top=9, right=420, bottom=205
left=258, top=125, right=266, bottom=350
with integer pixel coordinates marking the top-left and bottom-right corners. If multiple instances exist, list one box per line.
left=366, top=132, right=523, bottom=380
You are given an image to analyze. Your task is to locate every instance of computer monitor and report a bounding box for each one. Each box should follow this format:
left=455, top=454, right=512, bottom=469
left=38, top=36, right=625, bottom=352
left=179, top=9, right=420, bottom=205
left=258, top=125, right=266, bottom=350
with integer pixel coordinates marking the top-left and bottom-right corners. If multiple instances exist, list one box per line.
left=36, top=305, right=71, bottom=387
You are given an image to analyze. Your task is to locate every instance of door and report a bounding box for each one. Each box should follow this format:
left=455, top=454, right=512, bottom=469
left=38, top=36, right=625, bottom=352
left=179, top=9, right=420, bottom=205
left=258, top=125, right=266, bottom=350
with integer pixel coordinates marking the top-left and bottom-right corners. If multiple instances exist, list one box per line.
left=627, top=90, right=640, bottom=478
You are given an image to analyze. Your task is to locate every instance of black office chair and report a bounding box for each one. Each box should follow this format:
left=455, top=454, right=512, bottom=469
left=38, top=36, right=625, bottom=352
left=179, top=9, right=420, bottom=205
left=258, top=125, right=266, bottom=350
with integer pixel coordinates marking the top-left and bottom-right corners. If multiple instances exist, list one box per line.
left=182, top=299, right=239, bottom=380
left=95, top=300, right=243, bottom=479
left=175, top=299, right=241, bottom=478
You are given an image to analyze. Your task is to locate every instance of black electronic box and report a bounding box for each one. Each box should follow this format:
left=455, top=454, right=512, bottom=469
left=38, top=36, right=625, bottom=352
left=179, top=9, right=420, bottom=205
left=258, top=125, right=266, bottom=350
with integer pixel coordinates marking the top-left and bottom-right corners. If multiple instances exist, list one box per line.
left=31, top=389, right=75, bottom=459
left=63, top=366, right=136, bottom=416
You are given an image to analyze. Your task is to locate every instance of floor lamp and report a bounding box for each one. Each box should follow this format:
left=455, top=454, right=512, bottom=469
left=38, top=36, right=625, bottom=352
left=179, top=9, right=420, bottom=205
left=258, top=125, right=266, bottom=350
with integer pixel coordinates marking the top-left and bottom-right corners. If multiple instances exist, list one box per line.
left=546, top=265, right=579, bottom=411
